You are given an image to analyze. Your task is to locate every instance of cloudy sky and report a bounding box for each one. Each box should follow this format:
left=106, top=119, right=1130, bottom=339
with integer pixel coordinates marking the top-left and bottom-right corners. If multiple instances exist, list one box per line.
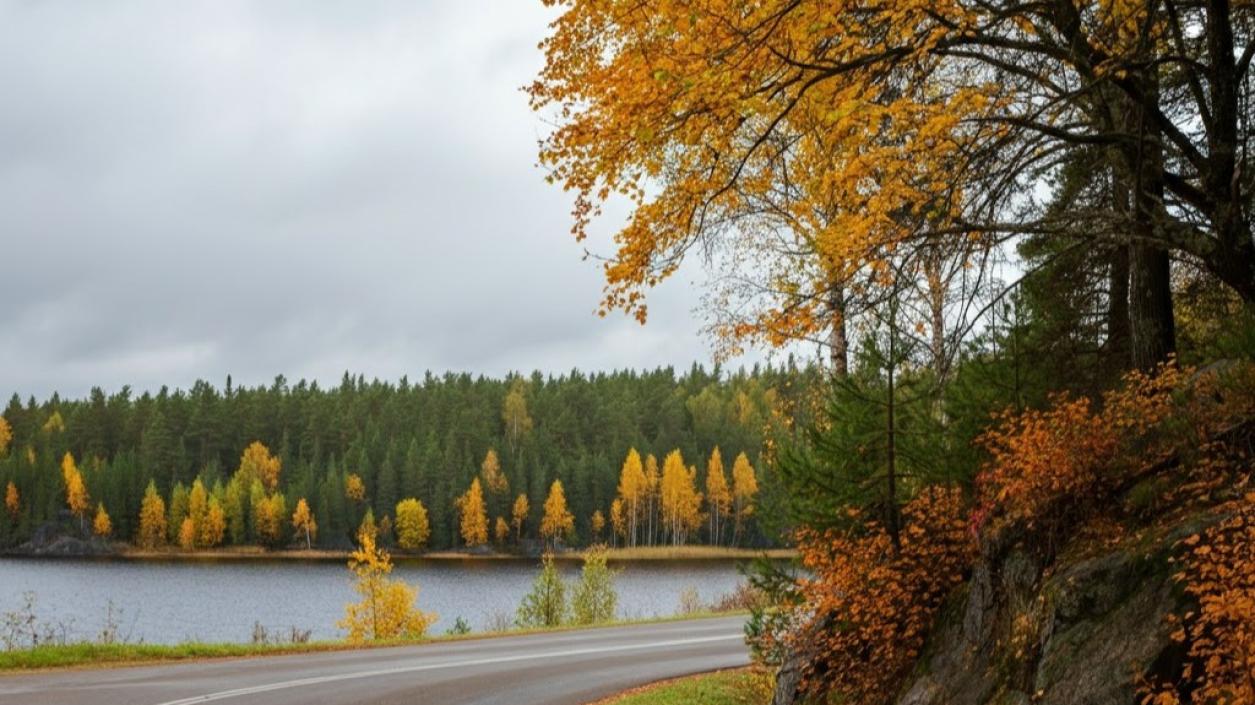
left=0, top=2, right=781, bottom=401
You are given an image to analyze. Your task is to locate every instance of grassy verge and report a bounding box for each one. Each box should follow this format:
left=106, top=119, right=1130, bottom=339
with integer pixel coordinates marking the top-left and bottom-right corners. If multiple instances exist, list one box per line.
left=587, top=668, right=771, bottom=705
left=0, top=612, right=746, bottom=673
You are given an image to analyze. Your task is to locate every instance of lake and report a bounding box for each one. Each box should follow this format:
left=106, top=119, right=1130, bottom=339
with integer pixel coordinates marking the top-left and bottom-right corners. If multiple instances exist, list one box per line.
left=0, top=557, right=750, bottom=645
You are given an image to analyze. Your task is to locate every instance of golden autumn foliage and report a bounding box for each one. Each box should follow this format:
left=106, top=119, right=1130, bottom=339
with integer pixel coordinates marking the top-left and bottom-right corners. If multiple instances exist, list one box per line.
left=0, top=416, right=11, bottom=456
left=291, top=498, right=317, bottom=550
left=395, top=498, right=430, bottom=551
left=456, top=478, right=489, bottom=548
left=480, top=449, right=509, bottom=495
left=973, top=363, right=1255, bottom=549
left=616, top=448, right=648, bottom=546
left=5, top=481, right=19, bottom=520
left=511, top=493, right=530, bottom=543
left=137, top=481, right=167, bottom=549
left=344, top=473, right=366, bottom=503
left=529, top=0, right=1000, bottom=337
left=178, top=517, right=197, bottom=551
left=92, top=503, right=112, bottom=538
left=252, top=492, right=286, bottom=548
left=339, top=530, right=436, bottom=643
left=705, top=447, right=731, bottom=545
left=610, top=498, right=626, bottom=544
left=787, top=487, right=973, bottom=703
left=590, top=510, right=605, bottom=541
left=660, top=451, right=702, bottom=545
left=495, top=516, right=510, bottom=545
left=541, top=479, right=575, bottom=547
left=42, top=411, right=65, bottom=435
left=61, top=452, right=90, bottom=529
left=201, top=497, right=226, bottom=548
left=530, top=0, right=1255, bottom=351
left=731, top=452, right=758, bottom=544
left=1143, top=493, right=1255, bottom=705
left=238, top=441, right=281, bottom=492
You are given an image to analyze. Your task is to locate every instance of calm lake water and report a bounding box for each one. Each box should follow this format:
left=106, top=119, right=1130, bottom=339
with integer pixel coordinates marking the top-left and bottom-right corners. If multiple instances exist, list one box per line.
left=0, top=558, right=749, bottom=644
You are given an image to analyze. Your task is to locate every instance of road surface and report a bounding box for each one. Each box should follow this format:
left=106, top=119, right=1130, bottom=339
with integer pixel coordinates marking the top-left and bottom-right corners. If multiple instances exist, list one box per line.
left=0, top=616, right=749, bottom=705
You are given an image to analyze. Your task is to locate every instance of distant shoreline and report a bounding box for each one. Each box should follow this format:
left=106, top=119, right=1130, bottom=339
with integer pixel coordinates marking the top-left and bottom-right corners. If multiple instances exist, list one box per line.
left=2, top=545, right=796, bottom=564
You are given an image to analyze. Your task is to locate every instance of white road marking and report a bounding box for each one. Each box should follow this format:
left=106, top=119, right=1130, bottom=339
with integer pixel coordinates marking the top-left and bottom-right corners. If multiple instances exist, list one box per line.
left=152, top=633, right=744, bottom=705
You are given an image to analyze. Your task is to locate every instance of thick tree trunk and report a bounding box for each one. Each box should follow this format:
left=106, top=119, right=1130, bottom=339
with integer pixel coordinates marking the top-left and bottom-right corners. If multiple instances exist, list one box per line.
left=1129, top=243, right=1175, bottom=369
left=1127, top=64, right=1176, bottom=371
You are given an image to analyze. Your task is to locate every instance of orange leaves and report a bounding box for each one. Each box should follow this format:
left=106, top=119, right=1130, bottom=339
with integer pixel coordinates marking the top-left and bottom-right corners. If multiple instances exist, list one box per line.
left=137, top=481, right=167, bottom=549
left=3, top=481, right=18, bottom=520
left=1144, top=493, right=1255, bottom=705
left=541, top=479, right=575, bottom=546
left=344, top=473, right=366, bottom=503
left=237, top=441, right=281, bottom=492
left=972, top=362, right=1253, bottom=549
left=786, top=486, right=972, bottom=703
left=531, top=0, right=996, bottom=333
left=456, top=478, right=489, bottom=548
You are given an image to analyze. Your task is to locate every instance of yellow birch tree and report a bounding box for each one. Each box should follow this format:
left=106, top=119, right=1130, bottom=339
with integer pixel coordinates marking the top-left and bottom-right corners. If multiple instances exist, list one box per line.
left=456, top=478, right=488, bottom=548
left=394, top=498, right=430, bottom=551
left=541, top=480, right=575, bottom=549
left=137, top=481, right=167, bottom=549
left=92, top=503, right=112, bottom=538
left=292, top=498, right=317, bottom=549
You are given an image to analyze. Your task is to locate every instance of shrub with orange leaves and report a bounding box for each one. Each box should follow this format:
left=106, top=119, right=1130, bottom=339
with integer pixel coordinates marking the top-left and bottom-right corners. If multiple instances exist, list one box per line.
left=973, top=362, right=1253, bottom=553
left=783, top=486, right=973, bottom=703
left=1142, top=492, right=1255, bottom=705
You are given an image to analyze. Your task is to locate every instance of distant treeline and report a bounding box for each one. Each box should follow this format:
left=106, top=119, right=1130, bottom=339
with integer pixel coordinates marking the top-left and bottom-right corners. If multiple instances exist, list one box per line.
left=0, top=363, right=819, bottom=551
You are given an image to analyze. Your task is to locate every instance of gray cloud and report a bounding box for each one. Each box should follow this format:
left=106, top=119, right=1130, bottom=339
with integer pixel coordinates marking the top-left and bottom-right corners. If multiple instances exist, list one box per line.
left=0, top=1, right=777, bottom=400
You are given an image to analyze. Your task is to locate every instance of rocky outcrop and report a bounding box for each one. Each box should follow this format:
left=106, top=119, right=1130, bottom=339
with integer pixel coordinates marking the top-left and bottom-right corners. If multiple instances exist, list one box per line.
left=8, top=521, right=116, bottom=557
left=895, top=516, right=1215, bottom=705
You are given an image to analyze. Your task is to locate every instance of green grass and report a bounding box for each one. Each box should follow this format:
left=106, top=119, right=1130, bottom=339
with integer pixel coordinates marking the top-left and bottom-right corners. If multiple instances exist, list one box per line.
left=592, top=669, right=769, bottom=705
left=0, top=611, right=746, bottom=672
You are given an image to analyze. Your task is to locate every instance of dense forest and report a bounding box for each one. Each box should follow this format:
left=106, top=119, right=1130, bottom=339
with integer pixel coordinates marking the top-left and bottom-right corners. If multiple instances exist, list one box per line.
left=0, top=363, right=819, bottom=552
left=529, top=2, right=1255, bottom=704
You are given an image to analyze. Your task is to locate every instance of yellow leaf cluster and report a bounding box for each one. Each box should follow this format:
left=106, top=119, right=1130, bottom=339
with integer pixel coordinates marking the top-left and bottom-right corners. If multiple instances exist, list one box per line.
left=338, top=531, right=436, bottom=643
left=541, top=480, right=575, bottom=546
left=395, top=498, right=430, bottom=551
left=456, top=478, right=489, bottom=547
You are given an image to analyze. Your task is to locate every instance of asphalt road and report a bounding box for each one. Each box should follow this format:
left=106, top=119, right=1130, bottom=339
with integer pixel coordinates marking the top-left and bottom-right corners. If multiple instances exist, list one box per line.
left=0, top=616, right=749, bottom=705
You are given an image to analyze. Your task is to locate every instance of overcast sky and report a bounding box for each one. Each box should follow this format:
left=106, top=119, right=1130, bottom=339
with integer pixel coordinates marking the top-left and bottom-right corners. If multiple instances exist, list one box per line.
left=0, top=2, right=784, bottom=401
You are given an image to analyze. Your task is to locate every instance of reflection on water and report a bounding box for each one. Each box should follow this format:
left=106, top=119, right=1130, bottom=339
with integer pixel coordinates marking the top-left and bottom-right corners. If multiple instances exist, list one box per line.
left=0, top=558, right=748, bottom=644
